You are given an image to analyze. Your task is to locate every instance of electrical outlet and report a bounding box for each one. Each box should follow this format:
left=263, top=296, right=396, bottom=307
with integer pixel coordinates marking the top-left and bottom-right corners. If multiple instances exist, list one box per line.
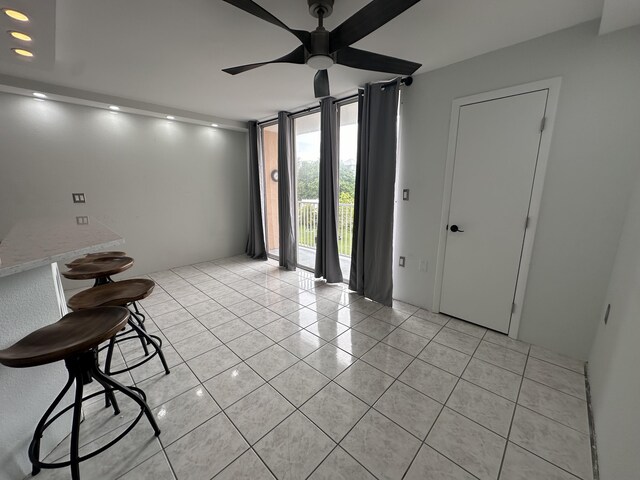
left=419, top=259, right=428, bottom=272
left=72, top=193, right=86, bottom=203
left=75, top=216, right=89, bottom=225
left=402, top=189, right=410, bottom=201
left=399, top=256, right=406, bottom=267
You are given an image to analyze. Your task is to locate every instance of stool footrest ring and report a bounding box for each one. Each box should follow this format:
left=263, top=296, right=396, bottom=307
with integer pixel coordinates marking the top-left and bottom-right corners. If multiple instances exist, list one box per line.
left=28, top=350, right=160, bottom=480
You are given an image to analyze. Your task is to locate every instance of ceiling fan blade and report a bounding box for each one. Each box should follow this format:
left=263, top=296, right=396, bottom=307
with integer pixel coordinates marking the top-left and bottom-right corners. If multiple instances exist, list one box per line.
left=222, top=45, right=306, bottom=75
left=314, top=70, right=330, bottom=98
left=222, top=0, right=310, bottom=48
left=330, top=0, right=422, bottom=52
left=336, top=47, right=421, bottom=75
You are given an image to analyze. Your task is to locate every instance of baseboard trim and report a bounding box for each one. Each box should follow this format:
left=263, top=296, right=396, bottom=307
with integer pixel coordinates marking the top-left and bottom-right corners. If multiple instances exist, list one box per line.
left=584, top=363, right=600, bottom=480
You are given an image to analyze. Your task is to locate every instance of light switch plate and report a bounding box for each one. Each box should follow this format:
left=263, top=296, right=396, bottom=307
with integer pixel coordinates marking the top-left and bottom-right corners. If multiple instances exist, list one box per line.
left=399, top=256, right=406, bottom=267
left=402, top=189, right=410, bottom=201
left=76, top=216, right=89, bottom=225
left=72, top=193, right=86, bottom=203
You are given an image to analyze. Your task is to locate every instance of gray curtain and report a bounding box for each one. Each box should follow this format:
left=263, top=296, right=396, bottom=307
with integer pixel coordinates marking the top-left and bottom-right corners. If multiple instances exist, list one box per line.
left=245, top=121, right=267, bottom=260
left=277, top=111, right=297, bottom=270
left=315, top=97, right=343, bottom=283
left=349, top=79, right=401, bottom=306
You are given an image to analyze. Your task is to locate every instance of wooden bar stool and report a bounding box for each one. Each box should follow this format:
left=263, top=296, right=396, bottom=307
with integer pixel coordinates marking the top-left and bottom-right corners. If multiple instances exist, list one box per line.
left=62, top=256, right=134, bottom=286
left=67, top=279, right=170, bottom=377
left=65, top=251, right=127, bottom=268
left=0, top=307, right=161, bottom=480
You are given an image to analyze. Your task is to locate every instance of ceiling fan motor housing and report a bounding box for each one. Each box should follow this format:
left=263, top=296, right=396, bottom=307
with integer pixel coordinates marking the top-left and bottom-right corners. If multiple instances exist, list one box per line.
left=308, top=0, right=334, bottom=18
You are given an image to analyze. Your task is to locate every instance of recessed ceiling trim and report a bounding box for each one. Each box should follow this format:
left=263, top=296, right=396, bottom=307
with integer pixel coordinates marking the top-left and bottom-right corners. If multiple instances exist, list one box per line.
left=0, top=73, right=247, bottom=131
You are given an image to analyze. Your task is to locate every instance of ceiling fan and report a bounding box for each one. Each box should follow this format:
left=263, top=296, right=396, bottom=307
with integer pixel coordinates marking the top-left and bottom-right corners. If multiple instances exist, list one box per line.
left=222, top=0, right=423, bottom=98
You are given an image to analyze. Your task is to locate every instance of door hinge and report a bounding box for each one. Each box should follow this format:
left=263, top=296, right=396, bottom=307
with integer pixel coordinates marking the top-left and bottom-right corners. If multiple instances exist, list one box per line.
left=540, top=117, right=546, bottom=132
left=511, top=302, right=516, bottom=314
left=525, top=216, right=531, bottom=229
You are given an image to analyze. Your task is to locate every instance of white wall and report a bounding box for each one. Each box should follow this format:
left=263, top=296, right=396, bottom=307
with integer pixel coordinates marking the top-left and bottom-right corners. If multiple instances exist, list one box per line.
left=0, top=93, right=249, bottom=281
left=588, top=166, right=640, bottom=480
left=394, top=21, right=640, bottom=359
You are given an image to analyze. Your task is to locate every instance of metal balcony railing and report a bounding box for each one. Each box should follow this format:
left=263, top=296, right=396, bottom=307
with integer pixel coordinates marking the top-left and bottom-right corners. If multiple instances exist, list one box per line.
left=297, top=200, right=354, bottom=256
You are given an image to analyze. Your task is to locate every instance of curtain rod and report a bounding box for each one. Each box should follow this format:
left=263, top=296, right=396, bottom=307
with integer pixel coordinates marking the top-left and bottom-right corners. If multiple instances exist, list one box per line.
left=256, top=76, right=413, bottom=126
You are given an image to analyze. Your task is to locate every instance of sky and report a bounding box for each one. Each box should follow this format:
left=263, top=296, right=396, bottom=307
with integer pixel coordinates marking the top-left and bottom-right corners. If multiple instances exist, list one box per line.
left=296, top=124, right=358, bottom=165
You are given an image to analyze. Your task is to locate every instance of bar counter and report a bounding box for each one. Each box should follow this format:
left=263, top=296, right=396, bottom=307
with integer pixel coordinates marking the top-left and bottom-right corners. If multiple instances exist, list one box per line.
left=0, top=217, right=123, bottom=479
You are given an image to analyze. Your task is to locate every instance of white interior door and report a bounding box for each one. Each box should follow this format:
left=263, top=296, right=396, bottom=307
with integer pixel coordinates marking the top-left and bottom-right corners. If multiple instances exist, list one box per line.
left=440, top=90, right=548, bottom=333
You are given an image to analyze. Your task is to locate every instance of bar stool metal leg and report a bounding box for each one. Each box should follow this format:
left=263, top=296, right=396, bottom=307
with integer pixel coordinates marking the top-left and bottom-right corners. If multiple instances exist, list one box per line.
left=69, top=368, right=84, bottom=480
left=28, top=349, right=160, bottom=478
left=89, top=360, right=161, bottom=436
left=28, top=373, right=75, bottom=476
left=126, top=311, right=170, bottom=375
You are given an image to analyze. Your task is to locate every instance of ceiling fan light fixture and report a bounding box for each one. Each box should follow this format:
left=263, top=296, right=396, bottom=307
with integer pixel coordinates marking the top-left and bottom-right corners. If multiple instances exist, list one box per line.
left=307, top=54, right=334, bottom=70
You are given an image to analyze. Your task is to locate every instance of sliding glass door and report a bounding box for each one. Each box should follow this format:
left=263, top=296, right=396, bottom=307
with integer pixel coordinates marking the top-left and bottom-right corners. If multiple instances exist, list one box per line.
left=259, top=101, right=358, bottom=281
left=293, top=112, right=321, bottom=271
left=261, top=122, right=279, bottom=259
left=337, top=101, right=358, bottom=280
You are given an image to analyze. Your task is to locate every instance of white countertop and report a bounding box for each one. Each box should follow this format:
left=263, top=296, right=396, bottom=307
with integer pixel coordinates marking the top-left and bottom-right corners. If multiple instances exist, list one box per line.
left=0, top=217, right=124, bottom=278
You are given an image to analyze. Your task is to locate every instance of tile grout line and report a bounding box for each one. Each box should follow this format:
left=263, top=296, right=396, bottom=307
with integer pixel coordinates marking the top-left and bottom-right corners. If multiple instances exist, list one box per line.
left=401, top=327, right=488, bottom=480
left=147, top=261, right=290, bottom=478
left=496, top=344, right=530, bottom=478
left=142, top=272, right=460, bottom=478
left=78, top=259, right=413, bottom=477
left=72, top=256, right=591, bottom=479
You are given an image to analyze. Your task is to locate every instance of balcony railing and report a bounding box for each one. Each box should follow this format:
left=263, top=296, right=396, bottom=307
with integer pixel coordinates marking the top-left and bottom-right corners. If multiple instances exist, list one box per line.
left=298, top=200, right=354, bottom=256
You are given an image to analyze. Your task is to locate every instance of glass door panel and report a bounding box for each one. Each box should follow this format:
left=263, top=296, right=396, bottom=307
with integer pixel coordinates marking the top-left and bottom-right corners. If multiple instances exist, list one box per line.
left=261, top=123, right=280, bottom=259
left=294, top=112, right=321, bottom=271
left=338, top=102, right=358, bottom=280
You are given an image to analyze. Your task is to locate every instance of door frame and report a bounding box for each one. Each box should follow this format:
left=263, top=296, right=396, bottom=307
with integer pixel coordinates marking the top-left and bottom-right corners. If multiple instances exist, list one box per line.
left=259, top=120, right=280, bottom=261
left=432, top=78, right=561, bottom=338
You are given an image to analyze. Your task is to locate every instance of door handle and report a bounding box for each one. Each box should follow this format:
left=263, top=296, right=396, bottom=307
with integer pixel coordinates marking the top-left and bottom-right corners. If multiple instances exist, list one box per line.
left=450, top=224, right=464, bottom=233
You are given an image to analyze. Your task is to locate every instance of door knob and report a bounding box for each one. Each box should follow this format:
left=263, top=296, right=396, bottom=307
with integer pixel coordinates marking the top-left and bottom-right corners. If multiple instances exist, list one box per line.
left=450, top=224, right=464, bottom=233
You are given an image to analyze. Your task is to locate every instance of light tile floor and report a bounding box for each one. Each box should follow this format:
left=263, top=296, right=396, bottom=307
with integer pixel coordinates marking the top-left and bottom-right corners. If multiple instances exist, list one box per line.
left=37, top=255, right=593, bottom=480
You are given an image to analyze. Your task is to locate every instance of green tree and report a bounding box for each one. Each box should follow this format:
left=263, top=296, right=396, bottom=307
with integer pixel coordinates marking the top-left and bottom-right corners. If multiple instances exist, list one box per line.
left=295, top=160, right=356, bottom=200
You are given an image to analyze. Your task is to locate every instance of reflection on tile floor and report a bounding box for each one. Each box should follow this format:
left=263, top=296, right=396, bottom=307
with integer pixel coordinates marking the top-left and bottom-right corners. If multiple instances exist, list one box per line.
left=41, top=255, right=594, bottom=480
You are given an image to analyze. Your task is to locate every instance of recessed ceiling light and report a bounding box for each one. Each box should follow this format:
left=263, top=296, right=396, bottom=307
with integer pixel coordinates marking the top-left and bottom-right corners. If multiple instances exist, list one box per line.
left=3, top=9, right=29, bottom=22
left=9, top=31, right=32, bottom=42
left=211, top=123, right=219, bottom=127
left=166, top=115, right=175, bottom=120
left=12, top=48, right=33, bottom=57
left=33, top=92, right=47, bottom=99
left=109, top=105, right=120, bottom=111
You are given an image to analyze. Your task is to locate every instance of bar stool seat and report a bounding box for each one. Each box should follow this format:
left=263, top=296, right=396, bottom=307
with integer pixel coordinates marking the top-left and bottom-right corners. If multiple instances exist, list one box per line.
left=62, top=256, right=133, bottom=282
left=68, top=279, right=154, bottom=310
left=0, top=307, right=161, bottom=480
left=65, top=251, right=127, bottom=268
left=0, top=308, right=128, bottom=368
left=67, top=279, right=169, bottom=377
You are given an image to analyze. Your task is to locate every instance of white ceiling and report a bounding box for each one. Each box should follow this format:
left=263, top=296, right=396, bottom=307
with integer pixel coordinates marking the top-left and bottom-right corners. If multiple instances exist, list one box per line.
left=600, top=0, right=640, bottom=34
left=0, top=0, right=607, bottom=121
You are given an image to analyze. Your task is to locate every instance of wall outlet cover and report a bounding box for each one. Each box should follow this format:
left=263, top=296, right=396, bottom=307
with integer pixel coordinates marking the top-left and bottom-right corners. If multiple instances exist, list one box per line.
left=399, top=256, right=406, bottom=267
